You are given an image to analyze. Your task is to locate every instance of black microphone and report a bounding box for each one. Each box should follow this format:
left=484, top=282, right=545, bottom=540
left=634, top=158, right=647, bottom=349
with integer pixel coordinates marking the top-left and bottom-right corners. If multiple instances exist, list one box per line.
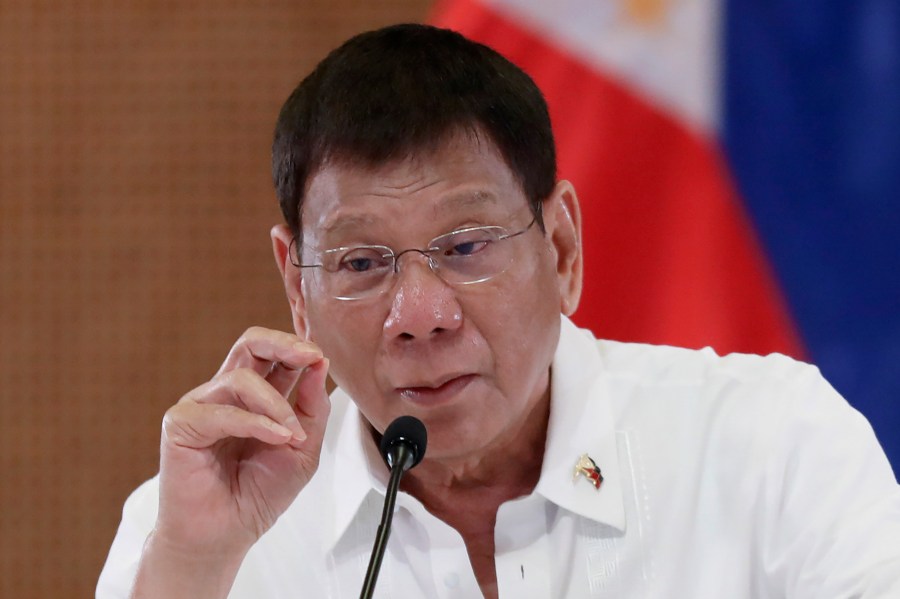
left=360, top=416, right=427, bottom=599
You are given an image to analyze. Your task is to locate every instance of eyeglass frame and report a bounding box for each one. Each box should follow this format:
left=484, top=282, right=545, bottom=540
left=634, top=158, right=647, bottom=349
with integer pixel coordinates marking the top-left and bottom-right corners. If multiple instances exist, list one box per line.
left=289, top=217, right=538, bottom=301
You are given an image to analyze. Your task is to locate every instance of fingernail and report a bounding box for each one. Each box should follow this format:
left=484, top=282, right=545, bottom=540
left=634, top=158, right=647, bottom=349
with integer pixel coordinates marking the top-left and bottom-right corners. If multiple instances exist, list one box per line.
left=284, top=414, right=304, bottom=435
left=284, top=415, right=307, bottom=446
left=270, top=421, right=292, bottom=437
left=293, top=342, right=322, bottom=356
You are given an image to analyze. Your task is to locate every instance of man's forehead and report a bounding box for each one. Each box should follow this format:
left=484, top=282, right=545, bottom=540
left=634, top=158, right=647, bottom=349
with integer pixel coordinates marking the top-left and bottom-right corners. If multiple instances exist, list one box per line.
left=316, top=190, right=504, bottom=237
left=304, top=156, right=520, bottom=233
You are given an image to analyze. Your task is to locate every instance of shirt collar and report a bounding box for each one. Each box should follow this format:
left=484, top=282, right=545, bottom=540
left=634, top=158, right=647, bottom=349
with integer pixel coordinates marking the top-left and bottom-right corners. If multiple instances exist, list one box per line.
left=535, top=316, right=626, bottom=531
left=322, top=315, right=626, bottom=553
left=323, top=394, right=388, bottom=554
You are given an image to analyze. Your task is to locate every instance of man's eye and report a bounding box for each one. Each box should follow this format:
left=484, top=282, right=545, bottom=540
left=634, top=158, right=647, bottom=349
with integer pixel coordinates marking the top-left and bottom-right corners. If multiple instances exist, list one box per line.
left=344, top=257, right=374, bottom=272
left=447, top=239, right=491, bottom=256
left=337, top=249, right=390, bottom=273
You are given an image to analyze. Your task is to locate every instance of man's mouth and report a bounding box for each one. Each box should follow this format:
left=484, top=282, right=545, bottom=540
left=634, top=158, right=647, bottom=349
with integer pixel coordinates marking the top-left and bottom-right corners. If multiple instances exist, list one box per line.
left=396, top=373, right=477, bottom=404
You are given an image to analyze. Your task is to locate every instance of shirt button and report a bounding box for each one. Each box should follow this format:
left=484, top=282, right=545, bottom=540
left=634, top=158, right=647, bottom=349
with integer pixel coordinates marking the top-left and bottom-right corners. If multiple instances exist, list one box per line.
left=443, top=572, right=460, bottom=588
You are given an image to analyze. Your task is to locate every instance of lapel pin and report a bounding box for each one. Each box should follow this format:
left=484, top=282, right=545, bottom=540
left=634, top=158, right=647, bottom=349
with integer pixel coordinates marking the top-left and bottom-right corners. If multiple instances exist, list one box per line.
left=573, top=453, right=604, bottom=490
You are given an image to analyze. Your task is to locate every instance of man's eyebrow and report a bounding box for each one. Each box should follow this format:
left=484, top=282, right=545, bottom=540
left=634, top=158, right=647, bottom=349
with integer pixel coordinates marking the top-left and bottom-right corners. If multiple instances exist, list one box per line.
left=319, top=190, right=501, bottom=238
left=433, top=190, right=501, bottom=215
left=321, top=213, right=380, bottom=236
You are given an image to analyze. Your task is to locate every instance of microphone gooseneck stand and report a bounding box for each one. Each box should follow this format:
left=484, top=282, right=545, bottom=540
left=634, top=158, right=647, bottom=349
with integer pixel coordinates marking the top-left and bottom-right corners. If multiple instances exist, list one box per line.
left=359, top=443, right=415, bottom=599
left=359, top=416, right=427, bottom=599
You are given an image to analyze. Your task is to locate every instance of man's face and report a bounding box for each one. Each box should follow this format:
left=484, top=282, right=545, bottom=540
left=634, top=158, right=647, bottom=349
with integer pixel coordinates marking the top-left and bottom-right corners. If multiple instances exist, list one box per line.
left=277, top=133, right=581, bottom=462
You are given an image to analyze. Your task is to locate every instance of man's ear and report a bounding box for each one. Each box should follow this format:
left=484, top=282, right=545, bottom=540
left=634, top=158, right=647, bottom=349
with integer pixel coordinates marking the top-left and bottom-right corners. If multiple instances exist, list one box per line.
left=543, top=180, right=583, bottom=316
left=271, top=224, right=310, bottom=339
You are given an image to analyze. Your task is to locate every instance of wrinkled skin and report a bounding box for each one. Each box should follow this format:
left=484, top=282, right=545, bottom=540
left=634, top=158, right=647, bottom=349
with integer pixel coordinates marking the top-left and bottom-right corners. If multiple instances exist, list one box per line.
left=272, top=132, right=582, bottom=473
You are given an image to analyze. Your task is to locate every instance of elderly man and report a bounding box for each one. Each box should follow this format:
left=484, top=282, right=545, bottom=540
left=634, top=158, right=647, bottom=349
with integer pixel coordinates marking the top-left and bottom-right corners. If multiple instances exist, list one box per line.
left=98, top=24, right=900, bottom=598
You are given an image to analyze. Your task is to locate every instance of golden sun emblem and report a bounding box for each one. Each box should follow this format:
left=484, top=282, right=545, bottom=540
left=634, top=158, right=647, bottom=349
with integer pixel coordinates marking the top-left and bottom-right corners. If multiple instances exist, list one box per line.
left=624, top=0, right=669, bottom=26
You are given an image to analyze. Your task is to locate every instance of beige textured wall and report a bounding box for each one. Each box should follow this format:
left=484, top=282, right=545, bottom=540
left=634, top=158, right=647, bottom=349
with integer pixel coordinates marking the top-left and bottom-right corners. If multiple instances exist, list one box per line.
left=0, top=1, right=434, bottom=595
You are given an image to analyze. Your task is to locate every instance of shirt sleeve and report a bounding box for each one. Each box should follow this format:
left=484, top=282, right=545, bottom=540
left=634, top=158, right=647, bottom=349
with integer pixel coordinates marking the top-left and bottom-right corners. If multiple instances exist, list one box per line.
left=96, top=476, right=160, bottom=599
left=760, top=364, right=900, bottom=598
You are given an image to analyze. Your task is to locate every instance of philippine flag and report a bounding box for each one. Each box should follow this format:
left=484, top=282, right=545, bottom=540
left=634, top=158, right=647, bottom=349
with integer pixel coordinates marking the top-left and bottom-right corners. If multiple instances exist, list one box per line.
left=430, top=0, right=900, bottom=471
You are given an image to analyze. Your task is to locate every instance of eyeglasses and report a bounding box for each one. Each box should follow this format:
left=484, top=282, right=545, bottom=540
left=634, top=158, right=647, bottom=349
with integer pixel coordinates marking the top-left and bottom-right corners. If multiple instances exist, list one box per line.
left=291, top=218, right=537, bottom=301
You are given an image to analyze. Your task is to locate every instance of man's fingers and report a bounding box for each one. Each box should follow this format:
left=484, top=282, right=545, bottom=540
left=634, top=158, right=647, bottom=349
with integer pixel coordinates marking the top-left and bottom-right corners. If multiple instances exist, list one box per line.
left=189, top=369, right=306, bottom=444
left=163, top=402, right=295, bottom=450
left=266, top=361, right=304, bottom=398
left=178, top=329, right=329, bottom=452
left=292, top=358, right=331, bottom=445
left=217, top=327, right=322, bottom=378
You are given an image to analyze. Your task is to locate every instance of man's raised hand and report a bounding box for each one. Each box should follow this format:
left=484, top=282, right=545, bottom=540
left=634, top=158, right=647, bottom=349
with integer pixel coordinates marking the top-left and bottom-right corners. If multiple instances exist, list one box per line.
left=132, top=328, right=330, bottom=597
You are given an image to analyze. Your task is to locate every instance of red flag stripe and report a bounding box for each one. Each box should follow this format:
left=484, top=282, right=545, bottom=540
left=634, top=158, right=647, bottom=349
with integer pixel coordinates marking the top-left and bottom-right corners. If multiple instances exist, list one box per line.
left=431, top=0, right=805, bottom=358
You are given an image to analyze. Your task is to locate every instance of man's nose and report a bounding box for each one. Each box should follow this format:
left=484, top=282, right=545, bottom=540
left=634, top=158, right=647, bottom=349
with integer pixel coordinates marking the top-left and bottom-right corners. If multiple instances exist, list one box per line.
left=382, top=255, right=463, bottom=341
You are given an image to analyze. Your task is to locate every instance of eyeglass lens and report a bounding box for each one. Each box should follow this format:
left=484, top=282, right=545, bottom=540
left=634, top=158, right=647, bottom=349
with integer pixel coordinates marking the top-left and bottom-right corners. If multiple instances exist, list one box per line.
left=316, top=226, right=515, bottom=300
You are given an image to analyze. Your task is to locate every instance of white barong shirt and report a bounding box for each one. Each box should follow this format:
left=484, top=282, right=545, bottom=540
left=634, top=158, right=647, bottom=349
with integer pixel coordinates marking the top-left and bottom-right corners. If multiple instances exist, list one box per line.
left=98, top=317, right=900, bottom=597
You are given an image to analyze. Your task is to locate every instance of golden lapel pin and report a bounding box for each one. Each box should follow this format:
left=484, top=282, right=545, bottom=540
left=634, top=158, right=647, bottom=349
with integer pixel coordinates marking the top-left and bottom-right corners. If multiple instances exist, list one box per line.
left=573, top=454, right=604, bottom=490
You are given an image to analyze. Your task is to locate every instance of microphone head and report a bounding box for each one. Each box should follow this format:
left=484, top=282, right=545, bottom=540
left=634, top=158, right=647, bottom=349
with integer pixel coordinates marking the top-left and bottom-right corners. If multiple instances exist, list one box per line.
left=379, top=415, right=427, bottom=470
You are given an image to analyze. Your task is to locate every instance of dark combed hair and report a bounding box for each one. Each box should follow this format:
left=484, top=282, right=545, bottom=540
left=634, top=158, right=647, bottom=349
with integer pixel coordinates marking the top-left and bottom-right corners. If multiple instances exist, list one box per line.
left=272, top=23, right=557, bottom=239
